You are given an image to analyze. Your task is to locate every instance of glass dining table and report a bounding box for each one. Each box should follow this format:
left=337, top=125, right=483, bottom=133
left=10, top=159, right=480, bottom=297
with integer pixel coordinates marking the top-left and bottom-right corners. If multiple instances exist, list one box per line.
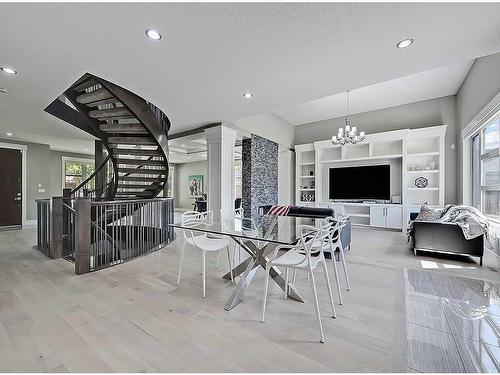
left=169, top=214, right=320, bottom=310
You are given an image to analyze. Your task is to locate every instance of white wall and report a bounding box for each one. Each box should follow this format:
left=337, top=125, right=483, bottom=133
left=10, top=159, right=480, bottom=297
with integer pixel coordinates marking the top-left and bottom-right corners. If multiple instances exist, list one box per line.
left=278, top=149, right=295, bottom=205
left=294, top=96, right=458, bottom=204
left=456, top=52, right=500, bottom=203
left=175, top=160, right=208, bottom=209
left=234, top=112, right=295, bottom=149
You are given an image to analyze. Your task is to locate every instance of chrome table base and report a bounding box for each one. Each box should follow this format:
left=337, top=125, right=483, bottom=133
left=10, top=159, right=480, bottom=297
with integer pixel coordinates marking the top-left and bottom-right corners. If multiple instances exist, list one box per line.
left=223, top=236, right=305, bottom=311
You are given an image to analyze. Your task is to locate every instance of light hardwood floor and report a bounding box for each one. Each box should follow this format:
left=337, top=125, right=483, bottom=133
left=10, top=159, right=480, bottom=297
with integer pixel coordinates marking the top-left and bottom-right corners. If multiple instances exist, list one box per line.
left=0, top=227, right=497, bottom=372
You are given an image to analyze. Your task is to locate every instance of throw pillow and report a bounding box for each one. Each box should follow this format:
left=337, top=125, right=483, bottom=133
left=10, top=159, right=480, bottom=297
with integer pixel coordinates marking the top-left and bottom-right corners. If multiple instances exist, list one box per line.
left=415, top=205, right=445, bottom=222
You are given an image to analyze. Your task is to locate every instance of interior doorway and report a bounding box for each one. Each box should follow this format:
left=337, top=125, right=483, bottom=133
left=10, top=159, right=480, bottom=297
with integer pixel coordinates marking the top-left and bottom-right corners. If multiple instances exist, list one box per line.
left=0, top=147, right=22, bottom=227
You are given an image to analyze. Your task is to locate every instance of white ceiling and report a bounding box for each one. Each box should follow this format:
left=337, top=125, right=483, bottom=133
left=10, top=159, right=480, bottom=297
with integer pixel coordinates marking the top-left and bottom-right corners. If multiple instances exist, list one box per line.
left=168, top=132, right=243, bottom=164
left=168, top=133, right=207, bottom=164
left=274, top=60, right=475, bottom=125
left=0, top=3, right=499, bottom=152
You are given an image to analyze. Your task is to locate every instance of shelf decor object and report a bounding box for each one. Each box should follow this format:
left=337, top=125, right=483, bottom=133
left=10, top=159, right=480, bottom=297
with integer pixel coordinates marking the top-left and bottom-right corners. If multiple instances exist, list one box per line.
left=415, top=176, right=429, bottom=188
left=331, top=90, right=366, bottom=146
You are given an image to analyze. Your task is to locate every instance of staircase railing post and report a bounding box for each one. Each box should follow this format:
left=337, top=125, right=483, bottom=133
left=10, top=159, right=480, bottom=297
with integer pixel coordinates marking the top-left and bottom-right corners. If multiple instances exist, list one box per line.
left=75, top=197, right=91, bottom=275
left=49, top=196, right=64, bottom=259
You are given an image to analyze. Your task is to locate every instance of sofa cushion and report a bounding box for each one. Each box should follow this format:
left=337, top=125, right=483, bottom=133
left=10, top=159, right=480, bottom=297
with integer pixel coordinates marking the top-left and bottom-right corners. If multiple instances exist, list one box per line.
left=288, top=206, right=334, bottom=218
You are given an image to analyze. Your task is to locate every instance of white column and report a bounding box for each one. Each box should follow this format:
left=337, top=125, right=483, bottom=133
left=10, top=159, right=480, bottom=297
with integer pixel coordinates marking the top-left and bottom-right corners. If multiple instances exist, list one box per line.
left=204, top=125, right=238, bottom=220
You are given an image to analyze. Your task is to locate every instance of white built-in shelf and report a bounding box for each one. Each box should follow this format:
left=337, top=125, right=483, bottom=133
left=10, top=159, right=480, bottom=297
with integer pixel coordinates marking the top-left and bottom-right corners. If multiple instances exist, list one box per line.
left=407, top=151, right=439, bottom=157
left=299, top=162, right=315, bottom=166
left=298, top=188, right=315, bottom=191
left=320, top=154, right=403, bottom=164
left=407, top=169, right=439, bottom=174
left=299, top=175, right=315, bottom=178
left=407, top=187, right=439, bottom=191
left=299, top=201, right=315, bottom=204
left=348, top=213, right=370, bottom=218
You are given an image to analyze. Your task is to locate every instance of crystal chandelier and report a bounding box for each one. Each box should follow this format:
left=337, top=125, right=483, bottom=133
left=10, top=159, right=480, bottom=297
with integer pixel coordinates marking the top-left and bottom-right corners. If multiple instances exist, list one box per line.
left=331, top=90, right=366, bottom=145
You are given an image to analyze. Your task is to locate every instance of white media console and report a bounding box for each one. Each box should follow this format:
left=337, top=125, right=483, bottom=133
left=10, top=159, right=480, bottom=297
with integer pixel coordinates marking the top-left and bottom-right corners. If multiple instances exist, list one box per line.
left=295, top=125, right=447, bottom=231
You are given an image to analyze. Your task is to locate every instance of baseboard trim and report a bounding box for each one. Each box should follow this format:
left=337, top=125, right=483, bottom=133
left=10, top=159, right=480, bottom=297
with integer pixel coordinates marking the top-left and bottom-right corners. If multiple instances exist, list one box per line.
left=23, top=220, right=37, bottom=228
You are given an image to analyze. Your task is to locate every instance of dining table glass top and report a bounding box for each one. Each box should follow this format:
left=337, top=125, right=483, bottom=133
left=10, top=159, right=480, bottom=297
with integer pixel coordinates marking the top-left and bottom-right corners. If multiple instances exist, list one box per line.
left=169, top=215, right=323, bottom=245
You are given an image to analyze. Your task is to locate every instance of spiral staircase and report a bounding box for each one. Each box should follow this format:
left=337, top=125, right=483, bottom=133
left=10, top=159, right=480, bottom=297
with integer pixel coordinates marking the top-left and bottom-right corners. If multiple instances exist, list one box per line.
left=45, top=72, right=171, bottom=200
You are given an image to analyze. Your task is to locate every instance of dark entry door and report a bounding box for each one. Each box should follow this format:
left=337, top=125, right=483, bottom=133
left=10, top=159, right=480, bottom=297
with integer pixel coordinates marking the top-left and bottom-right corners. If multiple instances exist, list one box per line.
left=0, top=148, right=22, bottom=226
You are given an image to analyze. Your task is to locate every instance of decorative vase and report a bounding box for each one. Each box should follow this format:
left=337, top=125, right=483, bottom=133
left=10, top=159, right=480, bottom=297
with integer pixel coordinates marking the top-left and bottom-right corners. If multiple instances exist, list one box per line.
left=415, top=176, right=428, bottom=188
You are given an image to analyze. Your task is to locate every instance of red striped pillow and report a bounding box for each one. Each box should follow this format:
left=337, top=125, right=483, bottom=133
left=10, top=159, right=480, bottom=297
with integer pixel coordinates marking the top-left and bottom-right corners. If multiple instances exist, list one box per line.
left=268, top=205, right=290, bottom=216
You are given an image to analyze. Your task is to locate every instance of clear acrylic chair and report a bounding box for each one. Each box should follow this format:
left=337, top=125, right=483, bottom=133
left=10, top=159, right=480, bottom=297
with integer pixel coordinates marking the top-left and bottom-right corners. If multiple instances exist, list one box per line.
left=176, top=210, right=233, bottom=298
left=324, top=215, right=351, bottom=302
left=292, top=217, right=351, bottom=305
left=261, top=223, right=336, bottom=343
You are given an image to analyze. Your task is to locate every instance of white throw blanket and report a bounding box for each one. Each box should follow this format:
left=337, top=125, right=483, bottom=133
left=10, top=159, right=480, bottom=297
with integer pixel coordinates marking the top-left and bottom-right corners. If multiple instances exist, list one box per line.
left=439, top=205, right=497, bottom=249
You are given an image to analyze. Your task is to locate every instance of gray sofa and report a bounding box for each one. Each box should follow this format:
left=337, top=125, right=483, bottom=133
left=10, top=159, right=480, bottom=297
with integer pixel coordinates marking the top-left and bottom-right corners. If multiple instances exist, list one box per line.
left=411, top=213, right=484, bottom=265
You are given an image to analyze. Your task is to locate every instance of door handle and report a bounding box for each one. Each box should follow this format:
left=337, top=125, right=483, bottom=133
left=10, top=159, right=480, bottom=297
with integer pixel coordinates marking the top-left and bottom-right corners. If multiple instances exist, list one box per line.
left=13, top=197, right=21, bottom=201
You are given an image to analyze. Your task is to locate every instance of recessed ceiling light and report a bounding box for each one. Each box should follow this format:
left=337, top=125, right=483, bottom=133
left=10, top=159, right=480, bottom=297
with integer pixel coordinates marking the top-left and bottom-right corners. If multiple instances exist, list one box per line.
left=243, top=92, right=254, bottom=99
left=6, top=132, right=13, bottom=136
left=84, top=148, right=89, bottom=151
left=145, top=29, right=162, bottom=40
left=1, top=67, right=17, bottom=75
left=182, top=144, right=186, bottom=147
left=396, top=38, right=414, bottom=49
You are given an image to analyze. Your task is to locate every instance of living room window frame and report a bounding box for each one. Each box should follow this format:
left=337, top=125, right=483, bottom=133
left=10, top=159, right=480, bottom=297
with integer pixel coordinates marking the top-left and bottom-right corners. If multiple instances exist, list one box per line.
left=61, top=156, right=95, bottom=191
left=463, top=104, right=500, bottom=222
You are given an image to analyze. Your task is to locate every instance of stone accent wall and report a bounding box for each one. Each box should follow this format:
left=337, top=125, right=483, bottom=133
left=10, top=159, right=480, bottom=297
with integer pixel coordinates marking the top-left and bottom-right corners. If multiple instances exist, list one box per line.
left=242, top=134, right=279, bottom=220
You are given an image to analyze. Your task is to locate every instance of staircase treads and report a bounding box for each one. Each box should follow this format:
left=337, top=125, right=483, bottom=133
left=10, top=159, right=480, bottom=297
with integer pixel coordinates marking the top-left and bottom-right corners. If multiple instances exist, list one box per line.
left=72, top=78, right=99, bottom=92
left=88, top=97, right=121, bottom=108
left=89, top=107, right=132, bottom=119
left=120, top=176, right=164, bottom=182
left=107, top=137, right=156, bottom=145
left=100, top=123, right=147, bottom=134
left=118, top=167, right=166, bottom=175
left=117, top=184, right=158, bottom=189
left=114, top=191, right=154, bottom=196
left=110, top=148, right=161, bottom=156
left=117, top=187, right=151, bottom=192
left=76, top=88, right=112, bottom=104
left=116, top=158, right=165, bottom=166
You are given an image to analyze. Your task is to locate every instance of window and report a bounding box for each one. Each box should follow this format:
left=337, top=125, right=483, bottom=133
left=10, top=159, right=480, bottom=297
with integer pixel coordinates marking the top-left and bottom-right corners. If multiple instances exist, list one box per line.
left=63, top=158, right=95, bottom=190
left=471, top=116, right=500, bottom=218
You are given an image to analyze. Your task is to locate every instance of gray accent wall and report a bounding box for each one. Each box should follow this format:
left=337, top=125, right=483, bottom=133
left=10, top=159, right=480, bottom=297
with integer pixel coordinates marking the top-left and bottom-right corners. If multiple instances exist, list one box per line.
left=456, top=52, right=500, bottom=203
left=242, top=134, right=279, bottom=219
left=294, top=95, right=458, bottom=204
left=49, top=150, right=94, bottom=197
left=0, top=138, right=92, bottom=221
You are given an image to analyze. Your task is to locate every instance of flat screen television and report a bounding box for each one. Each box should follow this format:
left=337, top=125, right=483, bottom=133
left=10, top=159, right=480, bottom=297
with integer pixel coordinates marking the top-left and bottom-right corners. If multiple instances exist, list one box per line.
left=329, top=165, right=390, bottom=200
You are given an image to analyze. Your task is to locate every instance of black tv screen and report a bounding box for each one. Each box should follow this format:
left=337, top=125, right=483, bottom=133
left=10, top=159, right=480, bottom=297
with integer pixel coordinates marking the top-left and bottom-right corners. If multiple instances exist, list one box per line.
left=329, top=165, right=390, bottom=200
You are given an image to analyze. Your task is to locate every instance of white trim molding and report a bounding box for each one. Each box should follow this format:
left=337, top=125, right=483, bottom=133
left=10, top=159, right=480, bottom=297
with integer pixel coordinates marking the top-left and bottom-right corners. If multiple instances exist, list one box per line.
left=0, top=142, right=28, bottom=226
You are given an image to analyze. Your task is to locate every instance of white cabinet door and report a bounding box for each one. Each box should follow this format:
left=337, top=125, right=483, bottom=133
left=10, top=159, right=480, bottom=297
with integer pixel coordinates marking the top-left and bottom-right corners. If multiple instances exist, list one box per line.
left=385, top=206, right=402, bottom=229
left=370, top=206, right=386, bottom=228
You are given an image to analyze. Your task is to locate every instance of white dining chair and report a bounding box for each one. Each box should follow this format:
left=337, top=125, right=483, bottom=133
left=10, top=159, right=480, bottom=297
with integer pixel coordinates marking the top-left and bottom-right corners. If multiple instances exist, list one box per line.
left=216, top=207, right=244, bottom=269
left=261, top=223, right=336, bottom=343
left=176, top=210, right=233, bottom=298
